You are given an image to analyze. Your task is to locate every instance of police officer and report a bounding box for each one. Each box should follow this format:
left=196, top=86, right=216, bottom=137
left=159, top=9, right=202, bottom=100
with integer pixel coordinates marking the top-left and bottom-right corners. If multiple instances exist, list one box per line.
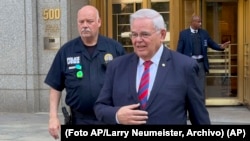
left=45, top=5, right=125, bottom=139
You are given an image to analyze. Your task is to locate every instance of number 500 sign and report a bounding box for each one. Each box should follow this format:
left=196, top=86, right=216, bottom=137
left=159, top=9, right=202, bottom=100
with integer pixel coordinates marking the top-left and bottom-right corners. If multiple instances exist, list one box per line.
left=43, top=8, right=61, bottom=20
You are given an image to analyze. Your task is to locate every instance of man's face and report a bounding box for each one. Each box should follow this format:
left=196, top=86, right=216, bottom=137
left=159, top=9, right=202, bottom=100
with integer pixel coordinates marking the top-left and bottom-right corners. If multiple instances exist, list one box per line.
left=130, top=18, right=165, bottom=61
left=192, top=17, right=202, bottom=29
left=77, top=10, right=101, bottom=38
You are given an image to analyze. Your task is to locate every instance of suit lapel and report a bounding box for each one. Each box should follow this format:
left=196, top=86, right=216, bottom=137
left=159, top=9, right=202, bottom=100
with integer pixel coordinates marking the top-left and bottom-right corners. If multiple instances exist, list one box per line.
left=145, top=47, right=171, bottom=109
left=128, top=54, right=140, bottom=102
left=199, top=30, right=205, bottom=48
left=188, top=29, right=193, bottom=51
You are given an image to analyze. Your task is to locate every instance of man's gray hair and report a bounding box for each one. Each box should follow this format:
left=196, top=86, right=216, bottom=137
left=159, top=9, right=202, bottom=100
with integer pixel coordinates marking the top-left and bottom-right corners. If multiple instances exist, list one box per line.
left=130, top=8, right=166, bottom=31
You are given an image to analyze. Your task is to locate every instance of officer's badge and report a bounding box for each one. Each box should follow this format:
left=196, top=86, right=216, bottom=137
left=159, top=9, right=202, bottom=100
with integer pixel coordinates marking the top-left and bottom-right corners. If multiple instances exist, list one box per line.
left=104, top=53, right=113, bottom=64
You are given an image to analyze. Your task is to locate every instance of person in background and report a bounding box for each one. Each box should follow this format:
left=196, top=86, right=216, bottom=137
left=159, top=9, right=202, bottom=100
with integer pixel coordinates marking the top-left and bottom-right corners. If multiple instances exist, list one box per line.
left=177, top=15, right=230, bottom=94
left=94, top=9, right=210, bottom=125
left=44, top=5, right=125, bottom=139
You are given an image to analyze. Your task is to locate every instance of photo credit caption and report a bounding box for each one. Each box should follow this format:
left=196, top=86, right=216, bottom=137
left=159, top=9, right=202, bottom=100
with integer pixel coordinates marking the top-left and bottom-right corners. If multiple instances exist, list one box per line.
left=61, top=125, right=249, bottom=140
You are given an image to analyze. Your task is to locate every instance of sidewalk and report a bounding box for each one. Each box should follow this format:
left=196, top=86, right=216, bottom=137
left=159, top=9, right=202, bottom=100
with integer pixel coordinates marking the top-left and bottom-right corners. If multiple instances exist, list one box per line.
left=0, top=106, right=250, bottom=141
left=0, top=112, right=58, bottom=141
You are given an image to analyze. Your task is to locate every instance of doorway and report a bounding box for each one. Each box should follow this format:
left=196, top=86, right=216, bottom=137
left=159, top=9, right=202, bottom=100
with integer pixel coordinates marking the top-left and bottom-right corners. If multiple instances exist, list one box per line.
left=202, top=0, right=240, bottom=105
left=107, top=0, right=170, bottom=53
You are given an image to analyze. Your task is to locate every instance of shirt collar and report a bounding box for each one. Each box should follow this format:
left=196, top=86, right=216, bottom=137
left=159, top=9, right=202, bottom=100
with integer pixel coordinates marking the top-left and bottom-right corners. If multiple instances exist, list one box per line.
left=190, top=27, right=198, bottom=33
left=139, top=44, right=163, bottom=66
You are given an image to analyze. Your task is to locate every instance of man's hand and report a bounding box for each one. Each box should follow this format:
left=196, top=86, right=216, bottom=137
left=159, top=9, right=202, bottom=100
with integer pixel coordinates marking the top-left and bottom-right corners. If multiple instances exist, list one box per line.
left=116, top=103, right=148, bottom=125
left=49, top=117, right=61, bottom=139
left=221, top=41, right=231, bottom=49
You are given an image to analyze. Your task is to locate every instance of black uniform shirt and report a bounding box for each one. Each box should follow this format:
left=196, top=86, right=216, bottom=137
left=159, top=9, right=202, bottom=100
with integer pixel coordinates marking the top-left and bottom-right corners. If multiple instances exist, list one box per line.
left=44, top=35, right=125, bottom=113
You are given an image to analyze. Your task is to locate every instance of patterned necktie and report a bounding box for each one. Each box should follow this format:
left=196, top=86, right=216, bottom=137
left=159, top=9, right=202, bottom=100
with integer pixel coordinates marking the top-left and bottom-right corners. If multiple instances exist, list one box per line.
left=138, top=60, right=152, bottom=109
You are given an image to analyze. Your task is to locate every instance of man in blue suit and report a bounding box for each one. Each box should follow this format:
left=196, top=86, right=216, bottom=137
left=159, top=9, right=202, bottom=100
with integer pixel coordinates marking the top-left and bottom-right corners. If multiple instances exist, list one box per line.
left=177, top=15, right=230, bottom=94
left=94, top=9, right=210, bottom=125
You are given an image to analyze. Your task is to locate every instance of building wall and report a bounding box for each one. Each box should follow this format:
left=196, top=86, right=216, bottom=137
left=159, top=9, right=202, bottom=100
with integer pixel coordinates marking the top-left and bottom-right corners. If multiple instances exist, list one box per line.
left=0, top=0, right=89, bottom=113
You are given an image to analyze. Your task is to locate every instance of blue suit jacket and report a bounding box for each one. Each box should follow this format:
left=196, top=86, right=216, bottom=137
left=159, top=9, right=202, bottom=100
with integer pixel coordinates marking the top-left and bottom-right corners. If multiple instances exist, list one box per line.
left=94, top=47, right=210, bottom=125
left=177, top=28, right=224, bottom=72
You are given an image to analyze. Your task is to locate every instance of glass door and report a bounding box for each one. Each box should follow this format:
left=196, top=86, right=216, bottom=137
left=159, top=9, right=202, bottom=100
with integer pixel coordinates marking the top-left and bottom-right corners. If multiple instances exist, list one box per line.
left=150, top=0, right=170, bottom=47
left=112, top=0, right=142, bottom=53
left=204, top=1, right=238, bottom=100
left=110, top=0, right=170, bottom=53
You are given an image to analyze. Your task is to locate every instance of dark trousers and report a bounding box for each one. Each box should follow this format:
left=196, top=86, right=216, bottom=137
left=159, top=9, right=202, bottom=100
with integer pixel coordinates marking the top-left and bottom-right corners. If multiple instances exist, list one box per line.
left=197, top=61, right=206, bottom=100
left=71, top=109, right=105, bottom=125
